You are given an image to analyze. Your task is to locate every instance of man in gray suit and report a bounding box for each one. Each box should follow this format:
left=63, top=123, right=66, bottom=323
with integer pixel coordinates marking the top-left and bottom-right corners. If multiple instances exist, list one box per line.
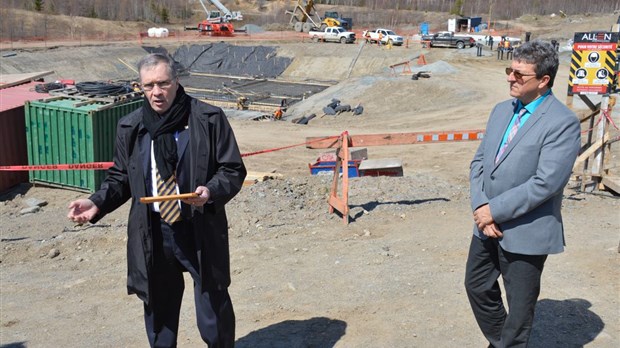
left=465, top=40, right=581, bottom=347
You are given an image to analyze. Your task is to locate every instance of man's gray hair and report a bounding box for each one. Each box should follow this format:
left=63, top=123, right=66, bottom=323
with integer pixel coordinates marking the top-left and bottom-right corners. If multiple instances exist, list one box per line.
left=513, top=40, right=559, bottom=88
left=137, top=53, right=177, bottom=81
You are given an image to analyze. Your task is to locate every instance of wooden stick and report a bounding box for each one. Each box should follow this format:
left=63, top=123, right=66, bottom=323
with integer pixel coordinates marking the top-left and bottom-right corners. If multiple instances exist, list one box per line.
left=139, top=193, right=198, bottom=204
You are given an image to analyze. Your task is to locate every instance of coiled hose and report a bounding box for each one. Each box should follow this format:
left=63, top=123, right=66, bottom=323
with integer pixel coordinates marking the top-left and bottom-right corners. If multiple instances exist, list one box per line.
left=75, top=81, right=133, bottom=97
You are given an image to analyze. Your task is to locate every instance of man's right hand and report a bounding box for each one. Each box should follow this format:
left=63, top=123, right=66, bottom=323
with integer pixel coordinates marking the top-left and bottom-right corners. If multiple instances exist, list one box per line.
left=482, top=222, right=503, bottom=239
left=67, top=199, right=99, bottom=224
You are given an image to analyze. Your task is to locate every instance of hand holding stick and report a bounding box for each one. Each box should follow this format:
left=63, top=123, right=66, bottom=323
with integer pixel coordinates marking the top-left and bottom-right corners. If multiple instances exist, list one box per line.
left=139, top=193, right=199, bottom=204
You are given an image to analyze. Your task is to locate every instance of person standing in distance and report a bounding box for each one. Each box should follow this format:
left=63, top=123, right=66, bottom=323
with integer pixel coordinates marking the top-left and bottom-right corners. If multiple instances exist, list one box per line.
left=67, top=53, right=246, bottom=347
left=465, top=40, right=581, bottom=347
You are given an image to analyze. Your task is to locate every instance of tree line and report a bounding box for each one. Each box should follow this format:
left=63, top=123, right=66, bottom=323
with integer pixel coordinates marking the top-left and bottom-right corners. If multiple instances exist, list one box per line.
left=3, top=0, right=620, bottom=22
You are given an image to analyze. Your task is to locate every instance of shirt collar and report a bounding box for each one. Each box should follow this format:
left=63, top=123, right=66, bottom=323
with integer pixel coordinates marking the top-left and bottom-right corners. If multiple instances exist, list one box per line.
left=516, top=89, right=552, bottom=114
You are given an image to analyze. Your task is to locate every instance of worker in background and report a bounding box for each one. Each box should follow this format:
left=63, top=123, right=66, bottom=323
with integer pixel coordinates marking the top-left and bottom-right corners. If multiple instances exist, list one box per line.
left=236, top=96, right=248, bottom=110
left=377, top=31, right=383, bottom=46
left=489, top=35, right=494, bottom=50
left=273, top=107, right=283, bottom=120
left=504, top=39, right=513, bottom=60
left=497, top=37, right=506, bottom=60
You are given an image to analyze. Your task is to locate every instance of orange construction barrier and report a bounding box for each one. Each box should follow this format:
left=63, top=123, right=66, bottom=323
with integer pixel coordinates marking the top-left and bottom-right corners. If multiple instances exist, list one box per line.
left=389, top=61, right=412, bottom=76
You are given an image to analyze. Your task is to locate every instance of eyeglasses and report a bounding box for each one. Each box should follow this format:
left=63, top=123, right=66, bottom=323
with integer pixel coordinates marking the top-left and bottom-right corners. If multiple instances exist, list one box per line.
left=505, top=67, right=537, bottom=81
left=141, top=79, right=173, bottom=91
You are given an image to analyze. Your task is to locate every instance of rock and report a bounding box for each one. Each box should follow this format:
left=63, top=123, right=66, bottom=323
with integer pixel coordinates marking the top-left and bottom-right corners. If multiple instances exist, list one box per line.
left=48, top=248, right=60, bottom=259
left=24, top=198, right=48, bottom=207
left=20, top=206, right=40, bottom=215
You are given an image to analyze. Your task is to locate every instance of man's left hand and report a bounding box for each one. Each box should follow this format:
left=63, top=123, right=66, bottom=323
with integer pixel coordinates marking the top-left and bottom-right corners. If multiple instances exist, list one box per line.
left=182, top=186, right=210, bottom=206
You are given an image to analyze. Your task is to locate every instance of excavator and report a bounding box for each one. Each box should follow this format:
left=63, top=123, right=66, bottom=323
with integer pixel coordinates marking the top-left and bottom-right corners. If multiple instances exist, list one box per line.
left=187, top=0, right=243, bottom=36
left=322, top=11, right=351, bottom=30
left=286, top=1, right=351, bottom=33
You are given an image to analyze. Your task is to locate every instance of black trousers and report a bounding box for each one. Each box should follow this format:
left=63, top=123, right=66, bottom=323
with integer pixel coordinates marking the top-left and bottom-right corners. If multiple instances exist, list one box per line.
left=464, top=235, right=547, bottom=348
left=144, top=213, right=235, bottom=348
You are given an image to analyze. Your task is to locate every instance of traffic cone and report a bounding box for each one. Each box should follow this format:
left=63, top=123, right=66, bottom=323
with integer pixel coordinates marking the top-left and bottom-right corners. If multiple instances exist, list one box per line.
left=417, top=54, right=427, bottom=66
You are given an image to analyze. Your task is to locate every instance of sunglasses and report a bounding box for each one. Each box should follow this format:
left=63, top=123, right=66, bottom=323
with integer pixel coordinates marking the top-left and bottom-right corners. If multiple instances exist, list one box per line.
left=141, top=79, right=174, bottom=91
left=505, top=67, right=537, bottom=81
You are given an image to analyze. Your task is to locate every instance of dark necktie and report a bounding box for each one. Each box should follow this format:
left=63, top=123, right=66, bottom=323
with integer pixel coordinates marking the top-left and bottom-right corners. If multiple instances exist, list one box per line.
left=496, top=108, right=527, bottom=163
left=156, top=171, right=182, bottom=224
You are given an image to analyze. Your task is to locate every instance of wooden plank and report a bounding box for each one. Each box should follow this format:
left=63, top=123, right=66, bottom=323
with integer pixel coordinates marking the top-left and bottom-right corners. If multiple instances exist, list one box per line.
left=243, top=171, right=283, bottom=186
left=573, top=133, right=610, bottom=170
left=0, top=71, right=54, bottom=89
left=245, top=171, right=283, bottom=182
left=306, top=130, right=485, bottom=149
left=579, top=109, right=600, bottom=122
left=601, top=176, right=620, bottom=194
left=578, top=94, right=600, bottom=112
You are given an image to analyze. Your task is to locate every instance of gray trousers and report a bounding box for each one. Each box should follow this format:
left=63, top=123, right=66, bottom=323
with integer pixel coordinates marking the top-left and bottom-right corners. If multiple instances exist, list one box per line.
left=464, top=235, right=547, bottom=348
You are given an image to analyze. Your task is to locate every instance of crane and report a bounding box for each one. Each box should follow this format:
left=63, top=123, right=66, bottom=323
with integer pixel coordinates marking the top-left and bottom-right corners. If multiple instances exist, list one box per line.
left=197, top=0, right=242, bottom=23
left=186, top=0, right=243, bottom=36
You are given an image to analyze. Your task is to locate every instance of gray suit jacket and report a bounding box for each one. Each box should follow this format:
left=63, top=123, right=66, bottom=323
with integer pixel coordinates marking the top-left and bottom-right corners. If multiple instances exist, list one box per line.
left=470, top=93, right=581, bottom=255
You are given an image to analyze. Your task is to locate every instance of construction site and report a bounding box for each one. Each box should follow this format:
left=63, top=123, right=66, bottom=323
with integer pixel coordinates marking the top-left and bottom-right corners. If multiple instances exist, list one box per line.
left=0, top=3, right=619, bottom=347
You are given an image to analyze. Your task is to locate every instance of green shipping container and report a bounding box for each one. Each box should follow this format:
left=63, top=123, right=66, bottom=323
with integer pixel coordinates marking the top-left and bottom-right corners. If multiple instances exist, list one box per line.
left=25, top=97, right=143, bottom=192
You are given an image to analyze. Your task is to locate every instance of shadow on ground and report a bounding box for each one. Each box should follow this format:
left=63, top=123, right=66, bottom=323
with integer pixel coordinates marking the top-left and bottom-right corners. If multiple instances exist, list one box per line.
left=0, top=342, right=27, bottom=348
left=0, top=183, right=31, bottom=201
left=236, top=317, right=346, bottom=348
left=530, top=298, right=604, bottom=347
left=349, top=197, right=450, bottom=221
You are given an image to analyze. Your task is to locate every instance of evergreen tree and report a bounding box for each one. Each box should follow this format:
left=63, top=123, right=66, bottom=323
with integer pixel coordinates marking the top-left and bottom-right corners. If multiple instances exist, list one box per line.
left=34, top=0, right=43, bottom=12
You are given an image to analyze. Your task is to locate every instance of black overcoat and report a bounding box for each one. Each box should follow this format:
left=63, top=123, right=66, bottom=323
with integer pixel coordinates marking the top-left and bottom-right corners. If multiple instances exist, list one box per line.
left=89, top=98, right=246, bottom=304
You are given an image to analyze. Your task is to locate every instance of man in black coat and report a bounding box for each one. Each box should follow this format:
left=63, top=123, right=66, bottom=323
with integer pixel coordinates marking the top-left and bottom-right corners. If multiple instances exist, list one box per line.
left=68, top=53, right=246, bottom=347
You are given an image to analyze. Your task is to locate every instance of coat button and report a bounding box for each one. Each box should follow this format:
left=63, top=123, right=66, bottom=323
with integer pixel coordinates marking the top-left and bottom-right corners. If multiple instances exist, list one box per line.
left=490, top=175, right=495, bottom=180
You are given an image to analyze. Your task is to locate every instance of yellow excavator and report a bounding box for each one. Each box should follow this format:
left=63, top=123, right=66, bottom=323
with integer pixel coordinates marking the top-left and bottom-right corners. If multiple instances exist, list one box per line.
left=286, top=1, right=351, bottom=33
left=321, top=11, right=351, bottom=30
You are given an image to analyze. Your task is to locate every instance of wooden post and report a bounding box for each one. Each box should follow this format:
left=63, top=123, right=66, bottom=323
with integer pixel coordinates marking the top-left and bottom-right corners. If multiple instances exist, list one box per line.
left=328, top=132, right=350, bottom=224
left=591, top=95, right=609, bottom=176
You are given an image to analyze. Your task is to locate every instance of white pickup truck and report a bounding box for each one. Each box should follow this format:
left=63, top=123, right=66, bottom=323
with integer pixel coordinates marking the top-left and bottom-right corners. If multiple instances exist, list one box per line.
left=309, top=26, right=356, bottom=44
left=362, top=28, right=404, bottom=46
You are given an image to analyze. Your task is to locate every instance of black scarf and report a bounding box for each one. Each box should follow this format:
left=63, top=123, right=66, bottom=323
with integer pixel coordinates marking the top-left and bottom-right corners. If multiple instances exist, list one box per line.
left=142, top=84, right=191, bottom=181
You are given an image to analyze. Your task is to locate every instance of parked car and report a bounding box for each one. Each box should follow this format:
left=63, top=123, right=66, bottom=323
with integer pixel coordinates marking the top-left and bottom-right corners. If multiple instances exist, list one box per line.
left=308, top=26, right=356, bottom=44
left=421, top=31, right=475, bottom=49
left=362, top=28, right=404, bottom=46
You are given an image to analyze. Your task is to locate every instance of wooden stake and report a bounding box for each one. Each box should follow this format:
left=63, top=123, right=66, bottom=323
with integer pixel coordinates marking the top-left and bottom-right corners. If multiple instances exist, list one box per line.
left=140, top=193, right=199, bottom=204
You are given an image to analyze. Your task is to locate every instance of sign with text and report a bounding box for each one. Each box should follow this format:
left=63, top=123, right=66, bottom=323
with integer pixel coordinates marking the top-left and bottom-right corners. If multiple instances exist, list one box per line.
left=568, top=31, right=618, bottom=95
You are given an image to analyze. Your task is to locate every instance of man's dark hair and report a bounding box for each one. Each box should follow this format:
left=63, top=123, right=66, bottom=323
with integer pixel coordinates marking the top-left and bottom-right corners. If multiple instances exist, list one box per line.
left=137, top=53, right=177, bottom=81
left=513, top=39, right=559, bottom=88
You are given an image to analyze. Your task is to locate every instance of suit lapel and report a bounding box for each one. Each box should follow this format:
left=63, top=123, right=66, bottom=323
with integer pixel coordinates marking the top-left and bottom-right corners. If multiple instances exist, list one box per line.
left=494, top=96, right=552, bottom=166
left=491, top=101, right=517, bottom=166
left=138, top=126, right=150, bottom=181
left=177, top=127, right=189, bottom=162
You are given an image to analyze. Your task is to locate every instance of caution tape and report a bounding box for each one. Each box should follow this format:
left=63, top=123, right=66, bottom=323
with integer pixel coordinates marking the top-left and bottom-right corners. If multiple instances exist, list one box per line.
left=241, top=135, right=339, bottom=157
left=0, top=162, right=113, bottom=171
left=0, top=136, right=341, bottom=171
left=581, top=107, right=620, bottom=134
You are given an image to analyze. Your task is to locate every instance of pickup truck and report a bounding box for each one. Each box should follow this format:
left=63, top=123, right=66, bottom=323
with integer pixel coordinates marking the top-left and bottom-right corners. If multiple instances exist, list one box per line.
left=421, top=31, right=475, bottom=49
left=309, top=26, right=356, bottom=44
left=362, top=28, right=404, bottom=46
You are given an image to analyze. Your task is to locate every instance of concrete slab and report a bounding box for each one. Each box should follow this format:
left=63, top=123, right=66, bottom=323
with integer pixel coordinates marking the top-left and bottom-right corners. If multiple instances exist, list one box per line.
left=359, top=158, right=404, bottom=177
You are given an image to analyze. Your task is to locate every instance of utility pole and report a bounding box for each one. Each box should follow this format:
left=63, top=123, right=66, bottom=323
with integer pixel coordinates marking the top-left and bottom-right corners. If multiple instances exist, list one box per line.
left=487, top=0, right=495, bottom=32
